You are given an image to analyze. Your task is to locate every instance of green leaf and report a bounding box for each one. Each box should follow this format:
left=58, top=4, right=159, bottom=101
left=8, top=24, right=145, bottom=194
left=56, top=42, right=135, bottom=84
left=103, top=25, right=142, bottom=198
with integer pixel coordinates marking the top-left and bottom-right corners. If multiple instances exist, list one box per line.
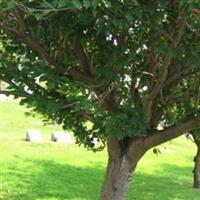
left=34, top=13, right=42, bottom=21
left=58, top=0, right=67, bottom=8
left=92, top=0, right=98, bottom=9
left=6, top=1, right=16, bottom=10
left=72, top=0, right=82, bottom=9
left=83, top=0, right=91, bottom=9
left=102, top=0, right=111, bottom=7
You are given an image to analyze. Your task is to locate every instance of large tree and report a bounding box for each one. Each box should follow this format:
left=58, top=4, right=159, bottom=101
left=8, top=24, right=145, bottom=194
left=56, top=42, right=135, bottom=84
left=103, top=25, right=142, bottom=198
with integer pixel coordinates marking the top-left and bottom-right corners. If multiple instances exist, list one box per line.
left=0, top=1, right=200, bottom=199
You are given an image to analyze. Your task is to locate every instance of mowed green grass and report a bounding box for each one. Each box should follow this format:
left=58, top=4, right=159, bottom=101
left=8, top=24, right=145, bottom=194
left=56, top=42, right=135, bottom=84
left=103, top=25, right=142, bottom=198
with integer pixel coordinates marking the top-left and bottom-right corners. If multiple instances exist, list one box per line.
left=0, top=101, right=200, bottom=200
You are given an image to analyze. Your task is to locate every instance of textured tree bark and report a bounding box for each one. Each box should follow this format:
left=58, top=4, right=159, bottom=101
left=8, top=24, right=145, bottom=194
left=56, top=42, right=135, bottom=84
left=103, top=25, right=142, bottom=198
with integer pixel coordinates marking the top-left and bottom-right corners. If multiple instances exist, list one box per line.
left=192, top=134, right=200, bottom=189
left=99, top=138, right=145, bottom=200
left=99, top=120, right=200, bottom=200
left=100, top=153, right=136, bottom=200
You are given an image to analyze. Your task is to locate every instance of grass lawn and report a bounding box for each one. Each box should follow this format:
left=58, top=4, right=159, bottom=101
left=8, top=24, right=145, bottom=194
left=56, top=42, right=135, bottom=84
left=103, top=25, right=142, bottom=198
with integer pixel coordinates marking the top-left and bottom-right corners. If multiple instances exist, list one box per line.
left=0, top=101, right=200, bottom=200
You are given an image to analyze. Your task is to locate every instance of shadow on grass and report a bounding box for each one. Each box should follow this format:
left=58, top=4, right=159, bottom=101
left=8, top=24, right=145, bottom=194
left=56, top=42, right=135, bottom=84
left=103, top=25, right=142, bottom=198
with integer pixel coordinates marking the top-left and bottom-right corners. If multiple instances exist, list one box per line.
left=5, top=159, right=105, bottom=200
left=4, top=160, right=200, bottom=200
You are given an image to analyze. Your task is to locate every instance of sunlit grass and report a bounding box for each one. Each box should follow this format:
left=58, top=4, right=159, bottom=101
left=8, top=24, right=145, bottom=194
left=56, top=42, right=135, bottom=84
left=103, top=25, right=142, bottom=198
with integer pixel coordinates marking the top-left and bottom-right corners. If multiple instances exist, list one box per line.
left=0, top=101, right=200, bottom=199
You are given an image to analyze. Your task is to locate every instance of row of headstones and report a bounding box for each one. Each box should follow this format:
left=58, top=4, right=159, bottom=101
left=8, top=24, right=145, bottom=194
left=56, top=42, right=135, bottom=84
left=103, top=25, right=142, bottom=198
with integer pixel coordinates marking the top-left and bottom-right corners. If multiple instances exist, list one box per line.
left=26, top=130, right=73, bottom=144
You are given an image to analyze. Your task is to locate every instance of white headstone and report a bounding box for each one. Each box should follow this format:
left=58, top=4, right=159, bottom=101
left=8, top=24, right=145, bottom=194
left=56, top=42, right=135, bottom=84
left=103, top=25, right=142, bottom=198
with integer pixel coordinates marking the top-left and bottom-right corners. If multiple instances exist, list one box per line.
left=26, top=129, right=42, bottom=142
left=92, top=138, right=99, bottom=146
left=51, top=131, right=73, bottom=144
left=0, top=94, right=8, bottom=102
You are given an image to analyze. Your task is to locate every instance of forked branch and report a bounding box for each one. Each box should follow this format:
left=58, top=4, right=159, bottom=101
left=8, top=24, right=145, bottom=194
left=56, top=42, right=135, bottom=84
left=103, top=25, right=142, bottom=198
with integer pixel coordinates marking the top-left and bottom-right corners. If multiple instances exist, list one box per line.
left=144, top=118, right=200, bottom=150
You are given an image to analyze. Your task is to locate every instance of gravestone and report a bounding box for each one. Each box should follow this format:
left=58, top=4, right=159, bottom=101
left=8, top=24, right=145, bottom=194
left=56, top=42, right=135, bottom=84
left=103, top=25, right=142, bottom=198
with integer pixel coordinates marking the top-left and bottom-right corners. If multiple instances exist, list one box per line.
left=51, top=131, right=73, bottom=144
left=0, top=94, right=8, bottom=102
left=26, top=129, right=42, bottom=142
left=92, top=138, right=99, bottom=147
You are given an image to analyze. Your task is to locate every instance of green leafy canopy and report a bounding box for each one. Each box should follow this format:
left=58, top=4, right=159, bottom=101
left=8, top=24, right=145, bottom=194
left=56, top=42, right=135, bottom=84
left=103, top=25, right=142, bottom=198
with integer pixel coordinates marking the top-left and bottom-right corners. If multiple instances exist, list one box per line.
left=0, top=0, right=200, bottom=150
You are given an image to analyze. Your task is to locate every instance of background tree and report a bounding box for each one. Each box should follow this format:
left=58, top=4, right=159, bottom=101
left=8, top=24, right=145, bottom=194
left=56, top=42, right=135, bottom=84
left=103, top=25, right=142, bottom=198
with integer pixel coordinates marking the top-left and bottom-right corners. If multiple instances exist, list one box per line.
left=189, top=132, right=200, bottom=189
left=0, top=1, right=200, bottom=199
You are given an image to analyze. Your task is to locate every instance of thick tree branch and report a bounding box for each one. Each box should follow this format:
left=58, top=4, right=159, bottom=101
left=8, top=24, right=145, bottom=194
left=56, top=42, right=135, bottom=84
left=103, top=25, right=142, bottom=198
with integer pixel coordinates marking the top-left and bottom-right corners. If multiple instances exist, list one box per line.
left=155, top=27, right=174, bottom=43
left=74, top=41, right=91, bottom=75
left=1, top=20, right=114, bottom=111
left=0, top=11, right=58, bottom=68
left=1, top=8, right=117, bottom=110
left=12, top=7, right=25, bottom=31
left=0, top=23, right=19, bottom=34
left=143, top=9, right=187, bottom=121
left=0, top=14, right=98, bottom=88
left=172, top=11, right=187, bottom=47
left=192, top=9, right=200, bottom=16
left=146, top=48, right=158, bottom=91
left=144, top=119, right=200, bottom=150
left=117, top=29, right=128, bottom=47
left=21, top=34, right=59, bottom=67
left=164, top=95, right=193, bottom=103
left=67, top=67, right=97, bottom=86
left=163, top=65, right=193, bottom=88
left=151, top=56, right=171, bottom=99
left=149, top=65, right=196, bottom=128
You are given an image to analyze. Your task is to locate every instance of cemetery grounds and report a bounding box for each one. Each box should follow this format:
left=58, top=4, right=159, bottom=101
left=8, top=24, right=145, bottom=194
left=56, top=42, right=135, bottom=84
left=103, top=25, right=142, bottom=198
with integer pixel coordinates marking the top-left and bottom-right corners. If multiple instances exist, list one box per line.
left=0, top=100, right=200, bottom=200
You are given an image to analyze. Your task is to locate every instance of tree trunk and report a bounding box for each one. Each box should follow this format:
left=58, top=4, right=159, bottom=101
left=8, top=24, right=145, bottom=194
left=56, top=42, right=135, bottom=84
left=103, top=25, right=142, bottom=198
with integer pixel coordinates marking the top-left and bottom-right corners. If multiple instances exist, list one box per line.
left=100, top=153, right=136, bottom=200
left=192, top=134, right=200, bottom=189
left=99, top=120, right=199, bottom=199
left=99, top=138, right=145, bottom=200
